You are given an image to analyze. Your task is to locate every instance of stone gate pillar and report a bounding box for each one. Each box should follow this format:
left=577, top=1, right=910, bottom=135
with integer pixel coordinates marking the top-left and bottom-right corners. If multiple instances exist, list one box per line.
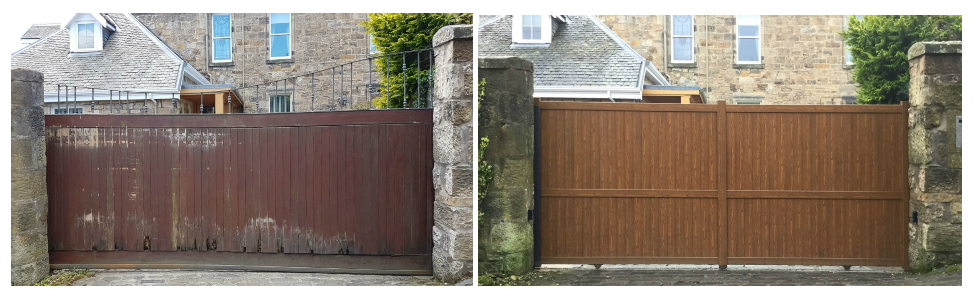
left=907, top=41, right=962, bottom=270
left=431, top=25, right=474, bottom=282
left=11, top=68, right=50, bottom=285
left=477, top=57, right=535, bottom=275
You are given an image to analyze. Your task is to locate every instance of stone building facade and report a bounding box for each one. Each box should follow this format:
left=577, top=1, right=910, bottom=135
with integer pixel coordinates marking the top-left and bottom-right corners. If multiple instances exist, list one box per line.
left=598, top=15, right=859, bottom=105
left=134, top=13, right=377, bottom=112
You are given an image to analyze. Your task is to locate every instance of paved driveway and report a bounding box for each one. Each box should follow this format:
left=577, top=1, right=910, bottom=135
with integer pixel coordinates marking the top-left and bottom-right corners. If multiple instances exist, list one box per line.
left=70, top=270, right=447, bottom=286
left=509, top=265, right=961, bottom=286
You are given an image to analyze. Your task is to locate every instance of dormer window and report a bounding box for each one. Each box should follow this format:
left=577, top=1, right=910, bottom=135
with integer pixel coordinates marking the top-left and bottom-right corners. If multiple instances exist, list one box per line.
left=67, top=14, right=113, bottom=53
left=77, top=23, right=95, bottom=49
left=511, top=15, right=552, bottom=45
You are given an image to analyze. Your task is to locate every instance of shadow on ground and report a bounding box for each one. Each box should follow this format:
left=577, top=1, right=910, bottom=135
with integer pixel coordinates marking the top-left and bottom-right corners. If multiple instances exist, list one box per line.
left=503, top=265, right=961, bottom=286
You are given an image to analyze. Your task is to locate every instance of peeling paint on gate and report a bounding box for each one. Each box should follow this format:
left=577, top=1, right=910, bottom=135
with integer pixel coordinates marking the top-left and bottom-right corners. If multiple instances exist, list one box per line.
left=45, top=111, right=434, bottom=259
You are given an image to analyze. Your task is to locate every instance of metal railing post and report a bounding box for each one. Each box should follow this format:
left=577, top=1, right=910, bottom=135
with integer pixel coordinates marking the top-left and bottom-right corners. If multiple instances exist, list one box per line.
left=417, top=51, right=420, bottom=108
left=311, top=72, right=316, bottom=111
left=402, top=53, right=406, bottom=108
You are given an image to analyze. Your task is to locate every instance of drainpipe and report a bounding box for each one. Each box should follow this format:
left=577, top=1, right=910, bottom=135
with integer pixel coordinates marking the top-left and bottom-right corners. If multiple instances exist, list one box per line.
left=607, top=90, right=615, bottom=102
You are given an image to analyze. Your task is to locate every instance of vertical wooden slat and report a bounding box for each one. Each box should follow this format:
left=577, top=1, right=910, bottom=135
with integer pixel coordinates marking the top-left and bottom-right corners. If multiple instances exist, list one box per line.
left=717, top=101, right=728, bottom=267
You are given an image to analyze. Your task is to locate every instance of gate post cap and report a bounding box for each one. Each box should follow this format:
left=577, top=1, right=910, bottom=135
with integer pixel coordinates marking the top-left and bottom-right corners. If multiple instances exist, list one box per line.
left=434, top=25, right=473, bottom=48
left=909, top=41, right=962, bottom=60
left=11, top=68, right=43, bottom=83
left=478, top=57, right=534, bottom=72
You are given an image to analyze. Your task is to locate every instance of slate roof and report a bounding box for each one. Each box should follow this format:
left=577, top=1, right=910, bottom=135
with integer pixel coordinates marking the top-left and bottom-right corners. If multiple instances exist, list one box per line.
left=478, top=15, right=645, bottom=88
left=21, top=24, right=60, bottom=39
left=12, top=13, right=186, bottom=93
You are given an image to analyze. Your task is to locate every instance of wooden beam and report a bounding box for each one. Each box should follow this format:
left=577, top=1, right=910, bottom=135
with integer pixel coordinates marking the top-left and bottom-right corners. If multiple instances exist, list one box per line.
left=642, top=89, right=700, bottom=96
left=215, top=92, right=226, bottom=114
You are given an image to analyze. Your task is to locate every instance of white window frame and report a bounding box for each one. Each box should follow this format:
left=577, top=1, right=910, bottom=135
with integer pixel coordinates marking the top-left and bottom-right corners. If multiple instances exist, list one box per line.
left=736, top=15, right=762, bottom=64
left=52, top=107, right=83, bottom=114
left=212, top=14, right=233, bottom=63
left=268, top=13, right=292, bottom=60
left=670, top=15, right=694, bottom=63
left=844, top=15, right=864, bottom=66
left=511, top=15, right=552, bottom=44
left=268, top=93, right=293, bottom=113
left=368, top=33, right=380, bottom=55
left=69, top=21, right=102, bottom=53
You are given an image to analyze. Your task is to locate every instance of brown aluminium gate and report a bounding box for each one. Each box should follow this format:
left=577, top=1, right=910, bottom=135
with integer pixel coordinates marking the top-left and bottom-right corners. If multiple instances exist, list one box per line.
left=537, top=101, right=909, bottom=269
left=45, top=109, right=434, bottom=275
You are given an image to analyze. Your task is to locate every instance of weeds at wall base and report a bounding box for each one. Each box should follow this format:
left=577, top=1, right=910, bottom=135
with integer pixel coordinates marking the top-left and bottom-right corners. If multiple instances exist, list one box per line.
left=33, top=270, right=94, bottom=286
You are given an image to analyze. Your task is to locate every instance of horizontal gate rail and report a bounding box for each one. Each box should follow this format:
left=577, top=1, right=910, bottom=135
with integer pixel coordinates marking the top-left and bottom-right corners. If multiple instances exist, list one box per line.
left=540, top=190, right=903, bottom=200
left=45, top=109, right=431, bottom=128
left=50, top=251, right=431, bottom=275
left=536, top=100, right=910, bottom=269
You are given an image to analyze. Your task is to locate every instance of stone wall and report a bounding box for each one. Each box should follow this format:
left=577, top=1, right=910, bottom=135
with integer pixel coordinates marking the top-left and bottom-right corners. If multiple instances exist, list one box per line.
left=431, top=25, right=474, bottom=282
left=11, top=69, right=50, bottom=285
left=134, top=13, right=374, bottom=112
left=598, top=15, right=857, bottom=105
left=907, top=41, right=962, bottom=270
left=477, top=57, right=535, bottom=275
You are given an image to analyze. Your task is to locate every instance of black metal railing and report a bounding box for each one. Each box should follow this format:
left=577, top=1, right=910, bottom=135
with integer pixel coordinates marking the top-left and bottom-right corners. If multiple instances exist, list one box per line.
left=239, top=48, right=435, bottom=112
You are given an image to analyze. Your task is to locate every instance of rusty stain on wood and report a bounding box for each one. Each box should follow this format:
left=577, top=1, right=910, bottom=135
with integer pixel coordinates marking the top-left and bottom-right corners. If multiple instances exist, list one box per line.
left=45, top=110, right=434, bottom=261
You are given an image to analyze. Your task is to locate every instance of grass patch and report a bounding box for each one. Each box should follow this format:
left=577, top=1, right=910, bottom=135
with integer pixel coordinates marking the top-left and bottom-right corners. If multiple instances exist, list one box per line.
left=478, top=270, right=546, bottom=286
left=33, top=269, right=94, bottom=286
left=944, top=264, right=961, bottom=274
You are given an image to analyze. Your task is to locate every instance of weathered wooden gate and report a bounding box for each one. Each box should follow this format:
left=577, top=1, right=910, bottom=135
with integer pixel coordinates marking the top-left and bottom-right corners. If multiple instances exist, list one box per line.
left=45, top=109, right=434, bottom=275
left=536, top=101, right=909, bottom=269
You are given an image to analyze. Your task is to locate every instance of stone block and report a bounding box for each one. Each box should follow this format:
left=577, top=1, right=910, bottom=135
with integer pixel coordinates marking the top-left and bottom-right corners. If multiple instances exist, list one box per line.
left=916, top=83, right=962, bottom=108
left=446, top=166, right=473, bottom=197
left=949, top=202, right=961, bottom=224
left=908, top=126, right=931, bottom=165
left=434, top=201, right=473, bottom=231
left=497, top=158, right=533, bottom=190
left=11, top=198, right=44, bottom=233
left=919, top=167, right=961, bottom=193
left=10, top=232, right=49, bottom=270
left=10, top=168, right=48, bottom=202
left=10, top=138, right=36, bottom=171
left=916, top=201, right=946, bottom=224
left=922, top=222, right=961, bottom=252
left=919, top=192, right=962, bottom=204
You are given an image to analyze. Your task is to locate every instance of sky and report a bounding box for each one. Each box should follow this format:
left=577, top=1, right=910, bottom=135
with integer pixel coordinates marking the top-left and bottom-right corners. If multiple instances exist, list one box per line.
left=8, top=13, right=70, bottom=54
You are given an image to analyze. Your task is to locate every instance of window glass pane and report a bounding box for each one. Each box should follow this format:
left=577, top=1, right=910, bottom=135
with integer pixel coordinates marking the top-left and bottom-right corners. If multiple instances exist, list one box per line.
left=270, top=13, right=290, bottom=34
left=846, top=49, right=853, bottom=64
left=673, top=15, right=692, bottom=36
left=531, top=26, right=541, bottom=40
left=738, top=25, right=759, bottom=37
left=213, top=15, right=230, bottom=38
left=738, top=38, right=759, bottom=62
left=523, top=15, right=532, bottom=25
left=522, top=26, right=532, bottom=40
left=271, top=35, right=290, bottom=58
left=673, top=37, right=693, bottom=61
left=532, top=15, right=541, bottom=25
left=214, top=39, right=231, bottom=61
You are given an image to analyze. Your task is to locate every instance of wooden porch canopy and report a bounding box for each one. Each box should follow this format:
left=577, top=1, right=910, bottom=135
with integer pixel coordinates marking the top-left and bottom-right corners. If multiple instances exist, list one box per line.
left=642, top=85, right=703, bottom=104
left=181, top=84, right=244, bottom=114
